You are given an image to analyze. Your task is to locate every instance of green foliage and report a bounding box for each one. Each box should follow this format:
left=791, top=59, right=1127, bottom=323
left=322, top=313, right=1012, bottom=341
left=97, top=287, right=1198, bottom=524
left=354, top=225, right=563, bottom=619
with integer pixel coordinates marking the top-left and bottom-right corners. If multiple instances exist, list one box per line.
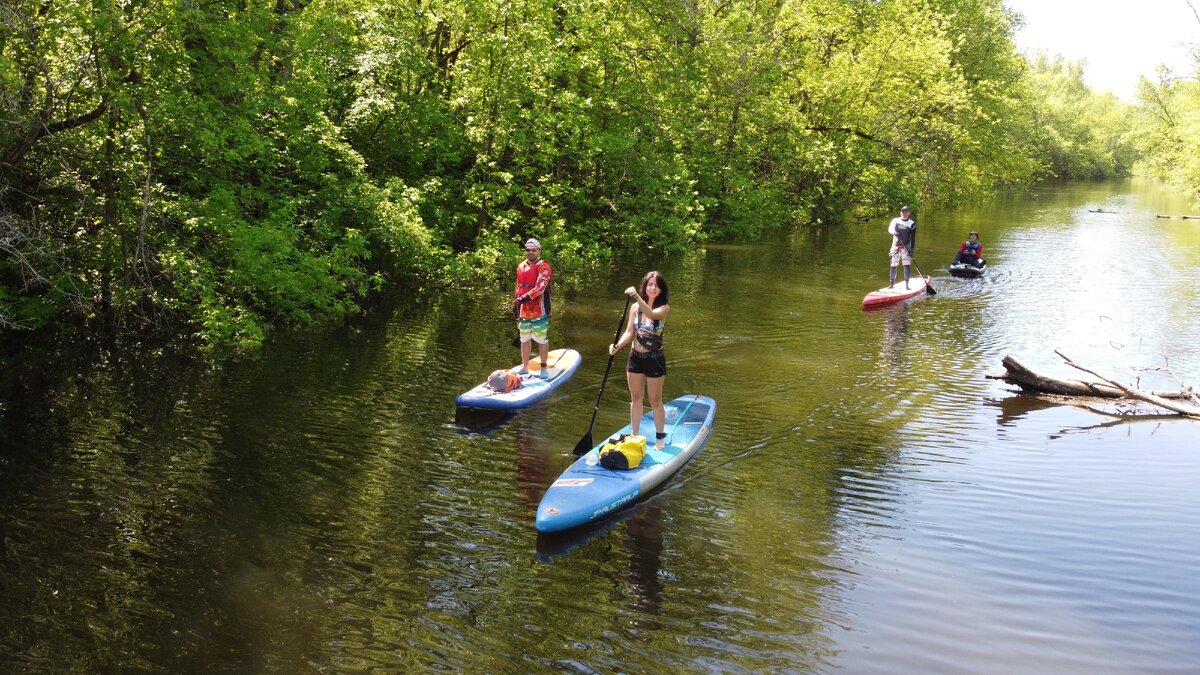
left=1130, top=69, right=1200, bottom=201
left=2, top=0, right=1170, bottom=350
left=1023, top=52, right=1138, bottom=179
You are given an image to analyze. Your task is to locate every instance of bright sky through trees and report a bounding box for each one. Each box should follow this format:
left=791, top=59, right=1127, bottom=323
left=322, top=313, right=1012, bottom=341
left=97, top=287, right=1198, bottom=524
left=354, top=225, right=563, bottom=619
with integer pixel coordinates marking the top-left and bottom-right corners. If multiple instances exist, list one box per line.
left=1005, top=0, right=1200, bottom=100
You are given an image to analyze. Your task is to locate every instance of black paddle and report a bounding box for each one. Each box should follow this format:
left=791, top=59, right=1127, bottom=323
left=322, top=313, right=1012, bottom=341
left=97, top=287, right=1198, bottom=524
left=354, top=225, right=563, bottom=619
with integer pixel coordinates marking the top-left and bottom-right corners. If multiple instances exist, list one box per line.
left=511, top=301, right=521, bottom=346
left=903, top=242, right=937, bottom=295
left=572, top=295, right=633, bottom=456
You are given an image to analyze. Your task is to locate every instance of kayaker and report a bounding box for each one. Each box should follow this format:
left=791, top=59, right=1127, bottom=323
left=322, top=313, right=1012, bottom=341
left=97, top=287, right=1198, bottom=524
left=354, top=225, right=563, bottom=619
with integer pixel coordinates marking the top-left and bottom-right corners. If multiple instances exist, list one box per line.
left=513, top=238, right=552, bottom=377
left=887, top=205, right=917, bottom=289
left=953, top=231, right=985, bottom=268
left=609, top=271, right=671, bottom=449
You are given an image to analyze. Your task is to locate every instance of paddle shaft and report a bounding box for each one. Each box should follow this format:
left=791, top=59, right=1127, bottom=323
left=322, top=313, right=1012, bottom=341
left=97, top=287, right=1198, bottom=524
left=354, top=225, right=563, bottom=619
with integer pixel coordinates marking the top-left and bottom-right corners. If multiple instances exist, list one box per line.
left=901, top=241, right=937, bottom=295
left=574, top=295, right=633, bottom=455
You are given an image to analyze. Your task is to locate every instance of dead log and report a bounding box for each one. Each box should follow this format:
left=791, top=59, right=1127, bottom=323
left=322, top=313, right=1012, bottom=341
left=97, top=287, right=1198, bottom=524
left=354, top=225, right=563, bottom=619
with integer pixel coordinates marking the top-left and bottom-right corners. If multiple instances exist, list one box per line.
left=989, top=355, right=1123, bottom=397
left=988, top=354, right=1200, bottom=419
left=989, top=355, right=1194, bottom=398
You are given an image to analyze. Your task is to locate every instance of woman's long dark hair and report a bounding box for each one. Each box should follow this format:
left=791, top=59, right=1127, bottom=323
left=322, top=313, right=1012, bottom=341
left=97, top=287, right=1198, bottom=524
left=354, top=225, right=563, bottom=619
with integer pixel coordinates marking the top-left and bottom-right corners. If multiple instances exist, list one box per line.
left=639, top=271, right=669, bottom=308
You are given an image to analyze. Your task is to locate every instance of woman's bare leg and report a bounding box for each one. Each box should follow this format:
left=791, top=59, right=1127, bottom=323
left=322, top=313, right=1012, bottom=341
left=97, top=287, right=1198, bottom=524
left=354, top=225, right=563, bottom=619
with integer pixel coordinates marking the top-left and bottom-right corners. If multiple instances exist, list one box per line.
left=627, top=371, right=646, bottom=436
left=647, top=375, right=665, bottom=448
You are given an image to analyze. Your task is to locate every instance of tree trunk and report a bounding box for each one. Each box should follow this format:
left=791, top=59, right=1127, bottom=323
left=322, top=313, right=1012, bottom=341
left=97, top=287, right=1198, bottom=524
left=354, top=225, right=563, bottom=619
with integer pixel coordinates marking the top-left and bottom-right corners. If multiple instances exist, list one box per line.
left=989, top=355, right=1194, bottom=399
left=988, top=354, right=1200, bottom=419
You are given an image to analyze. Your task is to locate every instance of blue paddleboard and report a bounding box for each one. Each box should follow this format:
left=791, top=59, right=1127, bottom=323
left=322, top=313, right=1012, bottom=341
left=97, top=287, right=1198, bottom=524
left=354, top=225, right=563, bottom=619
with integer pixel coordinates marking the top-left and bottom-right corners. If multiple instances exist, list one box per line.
left=455, top=348, right=581, bottom=411
left=536, top=394, right=716, bottom=533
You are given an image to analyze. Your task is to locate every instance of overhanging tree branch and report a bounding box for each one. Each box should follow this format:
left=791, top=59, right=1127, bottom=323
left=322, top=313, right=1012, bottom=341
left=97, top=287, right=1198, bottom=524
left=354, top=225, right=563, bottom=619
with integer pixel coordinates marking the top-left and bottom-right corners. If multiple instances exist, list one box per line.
left=2, top=97, right=106, bottom=168
left=2, top=67, right=140, bottom=169
left=804, top=124, right=909, bottom=154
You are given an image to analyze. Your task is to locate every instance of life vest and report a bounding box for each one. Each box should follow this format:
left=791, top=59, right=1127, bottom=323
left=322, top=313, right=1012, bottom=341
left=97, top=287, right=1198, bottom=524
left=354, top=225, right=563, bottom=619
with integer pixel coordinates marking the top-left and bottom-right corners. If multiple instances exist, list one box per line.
left=515, top=259, right=552, bottom=319
left=598, top=434, right=646, bottom=470
left=893, top=220, right=916, bottom=249
left=962, top=241, right=981, bottom=256
left=486, top=369, right=522, bottom=393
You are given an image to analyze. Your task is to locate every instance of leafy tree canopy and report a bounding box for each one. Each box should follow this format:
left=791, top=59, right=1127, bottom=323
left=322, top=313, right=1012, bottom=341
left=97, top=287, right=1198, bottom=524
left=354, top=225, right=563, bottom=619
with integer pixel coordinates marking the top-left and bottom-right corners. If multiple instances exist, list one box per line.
left=0, top=0, right=1191, bottom=349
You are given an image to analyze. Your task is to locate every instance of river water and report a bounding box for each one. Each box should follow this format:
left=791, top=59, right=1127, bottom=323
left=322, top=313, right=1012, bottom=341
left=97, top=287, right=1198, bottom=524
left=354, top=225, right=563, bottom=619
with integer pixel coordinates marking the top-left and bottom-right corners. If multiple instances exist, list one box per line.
left=2, top=179, right=1199, bottom=672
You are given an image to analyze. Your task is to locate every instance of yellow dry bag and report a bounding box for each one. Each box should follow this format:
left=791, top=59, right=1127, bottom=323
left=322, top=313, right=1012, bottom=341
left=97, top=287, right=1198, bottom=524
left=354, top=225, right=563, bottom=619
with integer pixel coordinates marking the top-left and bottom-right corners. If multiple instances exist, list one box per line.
left=598, top=434, right=646, bottom=470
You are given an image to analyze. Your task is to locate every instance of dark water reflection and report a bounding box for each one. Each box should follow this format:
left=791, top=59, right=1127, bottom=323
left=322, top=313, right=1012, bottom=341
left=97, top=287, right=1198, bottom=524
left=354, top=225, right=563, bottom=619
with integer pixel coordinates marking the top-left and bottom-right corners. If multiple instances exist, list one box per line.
left=3, top=179, right=1200, bottom=672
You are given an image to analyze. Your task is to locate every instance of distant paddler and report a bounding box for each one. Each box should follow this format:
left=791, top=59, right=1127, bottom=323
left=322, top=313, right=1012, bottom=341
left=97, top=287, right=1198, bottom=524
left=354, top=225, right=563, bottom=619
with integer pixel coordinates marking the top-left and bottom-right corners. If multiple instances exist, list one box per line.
left=887, top=205, right=917, bottom=289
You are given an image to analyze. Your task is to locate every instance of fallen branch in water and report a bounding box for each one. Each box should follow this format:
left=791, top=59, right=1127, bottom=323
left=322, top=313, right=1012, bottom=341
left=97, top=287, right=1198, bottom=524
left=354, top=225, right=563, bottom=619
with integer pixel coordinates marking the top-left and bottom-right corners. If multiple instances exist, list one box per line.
left=988, top=354, right=1200, bottom=420
left=987, top=355, right=1191, bottom=397
left=1054, top=350, right=1200, bottom=418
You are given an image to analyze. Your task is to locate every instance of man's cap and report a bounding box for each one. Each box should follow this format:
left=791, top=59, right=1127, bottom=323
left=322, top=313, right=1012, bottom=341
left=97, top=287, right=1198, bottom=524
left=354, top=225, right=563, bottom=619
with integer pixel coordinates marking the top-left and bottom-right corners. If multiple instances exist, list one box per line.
left=900, top=205, right=911, bottom=212
left=969, top=231, right=978, bottom=236
left=525, top=238, right=541, bottom=250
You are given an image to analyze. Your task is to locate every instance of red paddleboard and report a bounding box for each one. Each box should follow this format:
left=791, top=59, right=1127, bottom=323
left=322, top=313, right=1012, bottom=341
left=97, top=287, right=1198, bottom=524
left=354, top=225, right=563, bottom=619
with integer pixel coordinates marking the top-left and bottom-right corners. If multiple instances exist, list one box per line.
left=862, top=275, right=931, bottom=307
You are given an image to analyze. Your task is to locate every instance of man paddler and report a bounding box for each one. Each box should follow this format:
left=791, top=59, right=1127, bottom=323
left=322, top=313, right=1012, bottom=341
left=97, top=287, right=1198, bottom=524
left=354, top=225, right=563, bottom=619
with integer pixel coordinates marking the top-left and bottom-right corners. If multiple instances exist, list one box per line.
left=513, top=238, right=552, bottom=377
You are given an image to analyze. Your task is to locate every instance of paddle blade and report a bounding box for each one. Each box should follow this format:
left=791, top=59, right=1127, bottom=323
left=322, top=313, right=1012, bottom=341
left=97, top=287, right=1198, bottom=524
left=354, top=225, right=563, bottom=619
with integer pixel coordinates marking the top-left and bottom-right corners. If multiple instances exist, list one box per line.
left=572, top=431, right=593, bottom=456
left=925, top=283, right=937, bottom=295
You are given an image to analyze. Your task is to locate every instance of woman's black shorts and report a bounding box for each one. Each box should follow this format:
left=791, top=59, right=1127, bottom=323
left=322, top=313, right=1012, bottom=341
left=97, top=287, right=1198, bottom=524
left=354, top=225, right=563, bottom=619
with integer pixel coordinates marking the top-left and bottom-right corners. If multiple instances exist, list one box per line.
left=627, top=349, right=666, bottom=378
